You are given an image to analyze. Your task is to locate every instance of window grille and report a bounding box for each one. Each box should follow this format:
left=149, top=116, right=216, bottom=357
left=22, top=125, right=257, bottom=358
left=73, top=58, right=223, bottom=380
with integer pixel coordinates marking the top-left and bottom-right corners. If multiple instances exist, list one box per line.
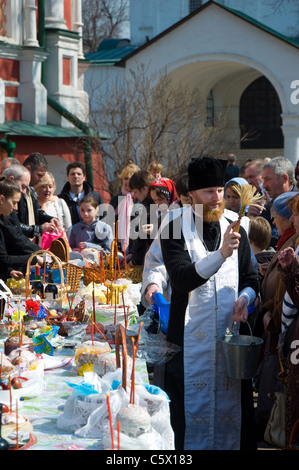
left=205, top=90, right=214, bottom=127
left=189, top=0, right=203, bottom=14
left=240, top=76, right=283, bottom=149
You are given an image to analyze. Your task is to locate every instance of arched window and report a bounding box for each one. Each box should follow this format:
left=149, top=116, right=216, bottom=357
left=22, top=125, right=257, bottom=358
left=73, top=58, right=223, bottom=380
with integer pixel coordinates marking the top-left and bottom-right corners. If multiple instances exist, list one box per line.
left=189, top=0, right=203, bottom=14
left=240, top=76, right=283, bottom=149
left=205, top=90, right=214, bottom=127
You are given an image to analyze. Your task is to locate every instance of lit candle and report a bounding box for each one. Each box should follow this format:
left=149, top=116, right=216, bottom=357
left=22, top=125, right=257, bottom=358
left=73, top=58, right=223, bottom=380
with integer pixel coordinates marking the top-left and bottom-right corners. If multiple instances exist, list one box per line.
left=0, top=298, right=3, bottom=321
left=123, top=242, right=127, bottom=269
left=130, top=338, right=136, bottom=405
left=117, top=421, right=120, bottom=450
left=114, top=289, right=117, bottom=324
left=15, top=399, right=19, bottom=450
left=25, top=271, right=29, bottom=299
left=135, top=321, right=143, bottom=352
left=125, top=306, right=129, bottom=335
left=9, top=376, right=12, bottom=412
left=106, top=392, right=114, bottom=450
left=91, top=281, right=95, bottom=345
left=99, top=251, right=102, bottom=284
left=121, top=292, right=127, bottom=331
left=102, top=251, right=106, bottom=284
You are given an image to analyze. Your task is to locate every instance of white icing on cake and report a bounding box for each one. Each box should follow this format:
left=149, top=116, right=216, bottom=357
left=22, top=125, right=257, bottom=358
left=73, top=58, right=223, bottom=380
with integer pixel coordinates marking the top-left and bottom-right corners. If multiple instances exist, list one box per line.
left=116, top=404, right=152, bottom=437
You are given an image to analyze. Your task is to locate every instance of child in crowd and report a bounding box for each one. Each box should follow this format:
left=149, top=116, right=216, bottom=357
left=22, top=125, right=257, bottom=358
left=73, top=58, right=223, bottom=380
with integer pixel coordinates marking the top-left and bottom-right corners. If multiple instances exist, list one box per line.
left=249, top=216, right=273, bottom=257
left=68, top=195, right=113, bottom=253
left=248, top=216, right=275, bottom=281
left=147, top=161, right=163, bottom=180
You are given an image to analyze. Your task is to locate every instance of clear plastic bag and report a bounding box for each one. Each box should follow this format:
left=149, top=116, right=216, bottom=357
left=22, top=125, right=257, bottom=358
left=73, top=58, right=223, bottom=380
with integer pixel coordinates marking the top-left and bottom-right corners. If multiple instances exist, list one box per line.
left=56, top=369, right=174, bottom=449
left=8, top=349, right=39, bottom=372
left=74, top=340, right=111, bottom=376
left=57, top=325, right=174, bottom=449
left=132, top=311, right=182, bottom=365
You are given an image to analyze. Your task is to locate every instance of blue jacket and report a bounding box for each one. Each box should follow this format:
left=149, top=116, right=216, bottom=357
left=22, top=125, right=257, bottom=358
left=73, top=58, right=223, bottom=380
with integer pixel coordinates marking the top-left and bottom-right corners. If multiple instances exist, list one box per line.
left=68, top=219, right=113, bottom=252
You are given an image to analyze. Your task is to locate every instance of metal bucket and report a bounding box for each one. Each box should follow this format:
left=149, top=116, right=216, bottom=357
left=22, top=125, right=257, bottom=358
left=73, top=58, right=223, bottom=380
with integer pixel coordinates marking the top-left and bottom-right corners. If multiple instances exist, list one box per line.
left=220, top=324, right=263, bottom=380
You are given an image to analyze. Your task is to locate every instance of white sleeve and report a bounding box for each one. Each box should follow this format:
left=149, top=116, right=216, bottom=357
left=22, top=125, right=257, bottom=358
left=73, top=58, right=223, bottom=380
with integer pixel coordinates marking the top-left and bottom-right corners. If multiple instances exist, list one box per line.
left=194, top=249, right=226, bottom=279
left=60, top=199, right=72, bottom=230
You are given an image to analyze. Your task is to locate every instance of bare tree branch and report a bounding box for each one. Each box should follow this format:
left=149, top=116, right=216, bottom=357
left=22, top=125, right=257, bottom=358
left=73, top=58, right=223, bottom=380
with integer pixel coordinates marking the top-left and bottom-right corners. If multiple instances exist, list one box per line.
left=82, top=0, right=129, bottom=53
left=85, top=64, right=239, bottom=194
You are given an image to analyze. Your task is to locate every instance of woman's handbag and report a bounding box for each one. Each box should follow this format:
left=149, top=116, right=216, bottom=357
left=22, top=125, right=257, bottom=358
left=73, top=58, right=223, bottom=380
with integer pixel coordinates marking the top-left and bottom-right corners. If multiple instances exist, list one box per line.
left=264, top=390, right=286, bottom=448
left=255, top=334, right=285, bottom=426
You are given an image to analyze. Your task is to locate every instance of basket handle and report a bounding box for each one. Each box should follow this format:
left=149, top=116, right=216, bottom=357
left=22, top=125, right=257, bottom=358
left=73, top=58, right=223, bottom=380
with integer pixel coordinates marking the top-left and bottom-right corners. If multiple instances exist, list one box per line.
left=25, top=249, right=65, bottom=296
left=115, top=324, right=127, bottom=391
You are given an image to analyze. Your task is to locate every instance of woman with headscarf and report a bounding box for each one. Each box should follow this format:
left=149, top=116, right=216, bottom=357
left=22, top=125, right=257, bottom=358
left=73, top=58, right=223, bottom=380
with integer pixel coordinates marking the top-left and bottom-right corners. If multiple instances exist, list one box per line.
left=149, top=177, right=177, bottom=208
left=255, top=191, right=298, bottom=441
left=225, top=177, right=256, bottom=270
left=148, top=176, right=178, bottom=235
left=225, top=177, right=249, bottom=212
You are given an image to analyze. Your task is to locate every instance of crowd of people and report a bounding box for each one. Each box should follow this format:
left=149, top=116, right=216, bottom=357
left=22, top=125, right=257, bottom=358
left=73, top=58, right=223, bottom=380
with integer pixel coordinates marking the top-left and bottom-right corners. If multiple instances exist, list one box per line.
left=1, top=151, right=299, bottom=450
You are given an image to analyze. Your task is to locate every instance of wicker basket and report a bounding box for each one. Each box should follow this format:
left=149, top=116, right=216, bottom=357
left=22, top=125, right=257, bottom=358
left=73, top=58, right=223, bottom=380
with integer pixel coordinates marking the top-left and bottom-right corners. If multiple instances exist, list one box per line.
left=25, top=249, right=67, bottom=305
left=63, top=262, right=82, bottom=292
left=46, top=299, right=88, bottom=336
left=50, top=236, right=82, bottom=291
left=50, top=237, right=70, bottom=262
left=83, top=265, right=143, bottom=286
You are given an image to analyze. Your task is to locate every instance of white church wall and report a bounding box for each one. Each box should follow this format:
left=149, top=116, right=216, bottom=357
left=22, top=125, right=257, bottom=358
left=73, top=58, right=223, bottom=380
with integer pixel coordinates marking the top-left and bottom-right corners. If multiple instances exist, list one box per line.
left=130, top=0, right=299, bottom=47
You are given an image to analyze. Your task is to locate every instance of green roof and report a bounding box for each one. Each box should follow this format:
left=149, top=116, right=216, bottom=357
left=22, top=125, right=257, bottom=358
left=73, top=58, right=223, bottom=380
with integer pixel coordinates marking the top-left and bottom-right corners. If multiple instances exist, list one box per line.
left=85, top=45, right=139, bottom=65
left=0, top=121, right=88, bottom=138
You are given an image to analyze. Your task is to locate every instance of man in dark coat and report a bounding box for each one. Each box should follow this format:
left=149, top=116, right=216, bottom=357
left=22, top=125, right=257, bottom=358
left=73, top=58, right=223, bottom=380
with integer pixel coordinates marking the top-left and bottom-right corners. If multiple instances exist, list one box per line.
left=58, top=161, right=103, bottom=225
left=127, top=169, right=155, bottom=267
left=3, top=164, right=60, bottom=240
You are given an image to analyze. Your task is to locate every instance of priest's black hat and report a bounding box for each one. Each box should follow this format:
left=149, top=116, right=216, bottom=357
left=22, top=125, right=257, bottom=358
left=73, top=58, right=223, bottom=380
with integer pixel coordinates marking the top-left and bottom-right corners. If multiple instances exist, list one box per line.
left=188, top=156, right=227, bottom=191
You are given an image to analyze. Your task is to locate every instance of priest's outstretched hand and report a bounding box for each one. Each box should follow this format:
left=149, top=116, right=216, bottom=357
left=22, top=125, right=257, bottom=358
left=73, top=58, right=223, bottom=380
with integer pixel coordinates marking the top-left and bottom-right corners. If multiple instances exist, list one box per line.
left=220, top=221, right=241, bottom=259
left=233, top=295, right=248, bottom=323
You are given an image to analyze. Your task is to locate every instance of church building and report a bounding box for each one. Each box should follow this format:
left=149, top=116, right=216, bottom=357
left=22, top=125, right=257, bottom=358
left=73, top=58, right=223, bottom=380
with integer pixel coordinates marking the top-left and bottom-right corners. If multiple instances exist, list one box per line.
left=85, top=0, right=299, bottom=168
left=0, top=0, right=109, bottom=201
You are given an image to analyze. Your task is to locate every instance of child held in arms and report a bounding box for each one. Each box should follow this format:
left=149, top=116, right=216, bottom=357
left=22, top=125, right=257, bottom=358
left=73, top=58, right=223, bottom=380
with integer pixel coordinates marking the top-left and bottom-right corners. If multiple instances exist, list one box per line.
left=68, top=195, right=113, bottom=254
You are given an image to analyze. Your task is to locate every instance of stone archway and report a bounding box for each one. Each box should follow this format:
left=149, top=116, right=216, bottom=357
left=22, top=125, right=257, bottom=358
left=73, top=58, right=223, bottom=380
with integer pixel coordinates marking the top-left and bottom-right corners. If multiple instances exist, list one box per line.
left=115, top=1, right=299, bottom=164
left=159, top=54, right=288, bottom=162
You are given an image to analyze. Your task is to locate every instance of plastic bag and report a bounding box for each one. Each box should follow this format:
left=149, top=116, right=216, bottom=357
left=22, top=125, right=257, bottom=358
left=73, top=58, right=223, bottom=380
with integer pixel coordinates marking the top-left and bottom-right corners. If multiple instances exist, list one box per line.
left=56, top=369, right=174, bottom=450
left=134, top=311, right=181, bottom=366
left=8, top=349, right=40, bottom=372
left=40, top=230, right=68, bottom=251
left=74, top=341, right=111, bottom=376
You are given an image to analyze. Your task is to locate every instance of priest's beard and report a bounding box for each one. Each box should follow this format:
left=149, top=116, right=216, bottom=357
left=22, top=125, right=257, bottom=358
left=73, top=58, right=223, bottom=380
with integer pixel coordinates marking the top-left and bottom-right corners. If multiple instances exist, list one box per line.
left=194, top=198, right=226, bottom=222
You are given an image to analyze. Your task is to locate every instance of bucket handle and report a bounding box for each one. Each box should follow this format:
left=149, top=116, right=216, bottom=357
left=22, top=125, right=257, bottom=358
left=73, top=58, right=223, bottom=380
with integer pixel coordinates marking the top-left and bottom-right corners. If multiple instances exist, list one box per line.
left=226, top=320, right=256, bottom=345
